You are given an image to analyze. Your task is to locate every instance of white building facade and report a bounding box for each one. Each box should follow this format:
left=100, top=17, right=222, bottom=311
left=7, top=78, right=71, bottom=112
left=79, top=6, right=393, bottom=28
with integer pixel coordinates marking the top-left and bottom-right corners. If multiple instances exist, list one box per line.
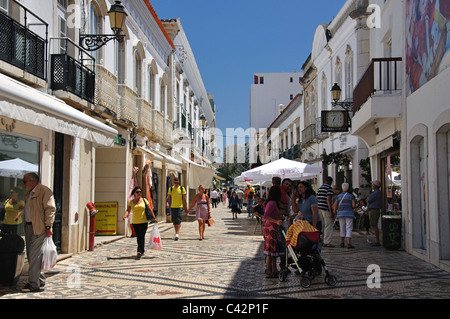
left=351, top=0, right=450, bottom=272
left=0, top=0, right=215, bottom=258
left=300, top=0, right=369, bottom=192
left=402, top=0, right=450, bottom=272
left=250, top=72, right=303, bottom=132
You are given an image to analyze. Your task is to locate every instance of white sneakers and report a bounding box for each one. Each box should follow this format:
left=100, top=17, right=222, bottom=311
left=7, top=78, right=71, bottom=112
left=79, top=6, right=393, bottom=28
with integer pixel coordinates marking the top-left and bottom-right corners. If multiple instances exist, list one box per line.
left=174, top=234, right=179, bottom=241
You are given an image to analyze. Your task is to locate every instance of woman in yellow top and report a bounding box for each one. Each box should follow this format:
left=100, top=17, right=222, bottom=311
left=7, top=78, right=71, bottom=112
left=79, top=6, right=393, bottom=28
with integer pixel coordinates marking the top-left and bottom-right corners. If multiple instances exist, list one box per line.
left=123, top=186, right=156, bottom=259
left=2, top=187, right=25, bottom=235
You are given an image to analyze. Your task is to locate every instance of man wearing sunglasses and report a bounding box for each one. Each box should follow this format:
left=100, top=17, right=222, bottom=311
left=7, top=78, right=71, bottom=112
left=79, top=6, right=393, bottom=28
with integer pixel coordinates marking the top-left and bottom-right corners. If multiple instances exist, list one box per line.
left=21, top=172, right=56, bottom=292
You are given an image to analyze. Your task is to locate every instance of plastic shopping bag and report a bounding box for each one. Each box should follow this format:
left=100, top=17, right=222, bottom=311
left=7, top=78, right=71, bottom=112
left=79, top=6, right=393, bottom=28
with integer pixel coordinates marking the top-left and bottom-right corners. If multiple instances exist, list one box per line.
left=41, top=237, right=57, bottom=272
left=148, top=223, right=162, bottom=250
left=206, top=217, right=215, bottom=227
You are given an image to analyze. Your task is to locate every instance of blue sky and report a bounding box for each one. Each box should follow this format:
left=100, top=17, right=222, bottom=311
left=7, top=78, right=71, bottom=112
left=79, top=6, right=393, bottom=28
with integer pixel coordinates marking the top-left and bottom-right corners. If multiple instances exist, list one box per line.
left=152, top=0, right=347, bottom=145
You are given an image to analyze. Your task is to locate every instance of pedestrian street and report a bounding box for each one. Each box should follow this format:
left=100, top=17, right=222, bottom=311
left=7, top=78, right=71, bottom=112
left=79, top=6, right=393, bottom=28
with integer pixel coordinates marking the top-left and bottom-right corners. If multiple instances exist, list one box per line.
left=1, top=204, right=450, bottom=300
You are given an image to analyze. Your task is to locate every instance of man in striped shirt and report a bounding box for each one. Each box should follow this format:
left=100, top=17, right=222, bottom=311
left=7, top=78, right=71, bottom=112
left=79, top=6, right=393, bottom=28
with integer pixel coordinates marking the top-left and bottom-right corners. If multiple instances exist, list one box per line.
left=317, top=176, right=335, bottom=247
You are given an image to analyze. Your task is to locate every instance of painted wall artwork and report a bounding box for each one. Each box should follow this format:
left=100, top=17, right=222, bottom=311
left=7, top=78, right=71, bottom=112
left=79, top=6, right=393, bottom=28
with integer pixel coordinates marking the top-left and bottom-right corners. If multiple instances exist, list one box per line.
left=406, top=0, right=450, bottom=94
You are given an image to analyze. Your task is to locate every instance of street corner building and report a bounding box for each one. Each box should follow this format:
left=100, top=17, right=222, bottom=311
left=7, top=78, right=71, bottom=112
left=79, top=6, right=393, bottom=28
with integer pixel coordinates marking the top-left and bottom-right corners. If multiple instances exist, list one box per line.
left=251, top=0, right=450, bottom=273
left=0, top=0, right=216, bottom=263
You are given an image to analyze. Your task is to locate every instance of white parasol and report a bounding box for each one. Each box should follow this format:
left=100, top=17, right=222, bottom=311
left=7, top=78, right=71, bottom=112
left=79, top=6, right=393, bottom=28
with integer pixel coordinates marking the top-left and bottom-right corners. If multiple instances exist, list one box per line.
left=0, top=158, right=39, bottom=178
left=240, top=158, right=322, bottom=182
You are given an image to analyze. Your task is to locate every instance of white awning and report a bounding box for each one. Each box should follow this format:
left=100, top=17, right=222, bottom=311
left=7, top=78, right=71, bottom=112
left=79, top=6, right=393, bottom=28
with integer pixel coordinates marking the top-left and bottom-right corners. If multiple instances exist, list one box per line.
left=0, top=74, right=117, bottom=146
left=150, top=149, right=183, bottom=173
left=179, top=155, right=214, bottom=188
left=136, top=146, right=163, bottom=169
left=369, top=136, right=393, bottom=157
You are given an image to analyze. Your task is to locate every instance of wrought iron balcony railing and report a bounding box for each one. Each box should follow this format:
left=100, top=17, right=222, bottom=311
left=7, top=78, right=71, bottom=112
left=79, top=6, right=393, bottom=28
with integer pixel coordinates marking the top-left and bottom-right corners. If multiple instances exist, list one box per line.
left=0, top=4, right=48, bottom=80
left=50, top=38, right=95, bottom=104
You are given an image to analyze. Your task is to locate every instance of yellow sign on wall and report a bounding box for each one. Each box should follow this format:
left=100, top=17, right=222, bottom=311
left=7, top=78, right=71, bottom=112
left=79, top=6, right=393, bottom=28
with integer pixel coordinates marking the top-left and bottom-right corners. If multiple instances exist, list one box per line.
left=95, top=202, right=118, bottom=235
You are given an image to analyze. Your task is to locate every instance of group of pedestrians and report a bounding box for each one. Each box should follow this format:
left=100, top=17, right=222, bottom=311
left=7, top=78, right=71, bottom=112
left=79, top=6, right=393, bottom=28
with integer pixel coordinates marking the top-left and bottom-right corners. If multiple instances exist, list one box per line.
left=123, top=177, right=211, bottom=260
left=9, top=170, right=384, bottom=291
left=259, top=176, right=384, bottom=278
left=226, top=184, right=257, bottom=219
left=317, top=177, right=383, bottom=248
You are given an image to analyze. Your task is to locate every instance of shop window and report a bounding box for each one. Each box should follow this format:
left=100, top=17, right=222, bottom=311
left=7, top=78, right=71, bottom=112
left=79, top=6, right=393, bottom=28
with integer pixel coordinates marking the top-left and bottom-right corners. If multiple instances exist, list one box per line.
left=0, top=133, right=40, bottom=237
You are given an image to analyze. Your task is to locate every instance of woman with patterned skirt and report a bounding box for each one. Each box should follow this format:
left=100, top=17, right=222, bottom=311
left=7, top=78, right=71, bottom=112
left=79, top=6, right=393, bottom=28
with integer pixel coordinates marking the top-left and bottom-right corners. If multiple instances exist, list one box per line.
left=263, top=186, right=284, bottom=278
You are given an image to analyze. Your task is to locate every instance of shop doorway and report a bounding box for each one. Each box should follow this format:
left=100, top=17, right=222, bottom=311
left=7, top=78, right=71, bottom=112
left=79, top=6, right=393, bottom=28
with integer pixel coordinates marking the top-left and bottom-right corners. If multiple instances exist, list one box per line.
left=52, top=132, right=64, bottom=253
left=380, top=152, right=401, bottom=215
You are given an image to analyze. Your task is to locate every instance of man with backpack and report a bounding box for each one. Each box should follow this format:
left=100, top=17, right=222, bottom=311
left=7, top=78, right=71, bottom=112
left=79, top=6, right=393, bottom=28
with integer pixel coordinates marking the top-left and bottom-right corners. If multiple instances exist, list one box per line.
left=166, top=177, right=187, bottom=240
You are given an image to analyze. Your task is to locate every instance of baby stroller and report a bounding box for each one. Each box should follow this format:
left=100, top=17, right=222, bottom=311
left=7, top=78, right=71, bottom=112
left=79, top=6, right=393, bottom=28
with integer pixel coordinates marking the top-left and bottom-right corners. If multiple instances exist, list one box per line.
left=279, top=220, right=337, bottom=288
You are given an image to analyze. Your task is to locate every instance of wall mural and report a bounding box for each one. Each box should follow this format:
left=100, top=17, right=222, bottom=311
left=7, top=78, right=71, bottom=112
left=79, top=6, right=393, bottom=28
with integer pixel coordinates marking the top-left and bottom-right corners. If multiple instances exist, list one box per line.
left=406, top=0, right=450, bottom=94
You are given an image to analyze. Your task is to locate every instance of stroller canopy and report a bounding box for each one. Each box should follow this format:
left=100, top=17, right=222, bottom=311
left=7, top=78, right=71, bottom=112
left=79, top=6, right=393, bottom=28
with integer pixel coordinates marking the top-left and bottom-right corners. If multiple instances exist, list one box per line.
left=286, top=221, right=319, bottom=247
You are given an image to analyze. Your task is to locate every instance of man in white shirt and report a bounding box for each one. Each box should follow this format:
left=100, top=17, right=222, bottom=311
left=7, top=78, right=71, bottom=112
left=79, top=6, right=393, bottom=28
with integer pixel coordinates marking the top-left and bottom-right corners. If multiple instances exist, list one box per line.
left=210, top=188, right=219, bottom=208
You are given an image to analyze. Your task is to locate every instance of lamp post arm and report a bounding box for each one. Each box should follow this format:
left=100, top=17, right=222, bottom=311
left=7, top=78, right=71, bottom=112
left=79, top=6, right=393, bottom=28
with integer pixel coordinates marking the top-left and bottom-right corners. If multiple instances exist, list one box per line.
left=79, top=34, right=125, bottom=51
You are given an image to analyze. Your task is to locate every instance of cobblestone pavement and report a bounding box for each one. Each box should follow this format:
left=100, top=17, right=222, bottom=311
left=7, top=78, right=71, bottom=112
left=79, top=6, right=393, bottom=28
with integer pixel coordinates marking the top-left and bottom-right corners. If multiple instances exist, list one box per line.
left=1, top=204, right=450, bottom=301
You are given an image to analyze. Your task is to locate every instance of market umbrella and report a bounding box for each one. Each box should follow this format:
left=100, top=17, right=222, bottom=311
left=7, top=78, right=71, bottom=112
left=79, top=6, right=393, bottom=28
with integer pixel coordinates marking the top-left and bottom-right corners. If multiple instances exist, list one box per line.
left=233, top=175, right=252, bottom=186
left=0, top=158, right=39, bottom=178
left=240, top=158, right=322, bottom=182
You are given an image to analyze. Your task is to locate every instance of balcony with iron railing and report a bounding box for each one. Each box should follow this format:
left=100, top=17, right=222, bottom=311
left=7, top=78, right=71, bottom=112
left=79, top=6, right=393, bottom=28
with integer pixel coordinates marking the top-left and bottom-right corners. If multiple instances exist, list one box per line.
left=279, top=143, right=302, bottom=160
left=292, top=143, right=301, bottom=159
left=0, top=1, right=48, bottom=83
left=353, top=58, right=402, bottom=113
left=50, top=38, right=95, bottom=105
left=352, top=58, right=402, bottom=137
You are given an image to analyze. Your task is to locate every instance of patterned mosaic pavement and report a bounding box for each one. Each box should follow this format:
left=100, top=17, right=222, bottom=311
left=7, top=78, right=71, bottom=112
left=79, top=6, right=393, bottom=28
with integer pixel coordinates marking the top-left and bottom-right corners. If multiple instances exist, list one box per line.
left=1, top=204, right=450, bottom=301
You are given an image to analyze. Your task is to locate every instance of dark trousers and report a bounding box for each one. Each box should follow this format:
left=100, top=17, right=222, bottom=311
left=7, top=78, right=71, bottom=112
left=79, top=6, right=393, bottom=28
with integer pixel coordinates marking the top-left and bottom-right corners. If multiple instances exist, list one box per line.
left=132, top=223, right=148, bottom=254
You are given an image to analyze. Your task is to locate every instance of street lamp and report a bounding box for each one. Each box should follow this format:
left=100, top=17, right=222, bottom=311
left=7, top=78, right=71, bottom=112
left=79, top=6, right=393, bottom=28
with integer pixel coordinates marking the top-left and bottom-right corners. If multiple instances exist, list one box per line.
left=200, top=114, right=206, bottom=159
left=321, top=83, right=352, bottom=132
left=80, top=0, right=127, bottom=51
left=200, top=114, right=206, bottom=128
left=331, top=83, right=353, bottom=111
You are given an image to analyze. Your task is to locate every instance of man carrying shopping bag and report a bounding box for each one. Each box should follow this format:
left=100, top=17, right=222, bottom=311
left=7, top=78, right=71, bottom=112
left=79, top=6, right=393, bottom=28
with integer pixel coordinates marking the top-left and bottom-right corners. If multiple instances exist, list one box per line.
left=21, top=172, right=56, bottom=293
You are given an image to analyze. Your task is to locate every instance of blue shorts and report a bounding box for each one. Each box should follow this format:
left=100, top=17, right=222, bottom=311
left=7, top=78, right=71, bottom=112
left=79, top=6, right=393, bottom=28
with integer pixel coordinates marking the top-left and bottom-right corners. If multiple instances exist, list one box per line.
left=171, top=207, right=183, bottom=225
